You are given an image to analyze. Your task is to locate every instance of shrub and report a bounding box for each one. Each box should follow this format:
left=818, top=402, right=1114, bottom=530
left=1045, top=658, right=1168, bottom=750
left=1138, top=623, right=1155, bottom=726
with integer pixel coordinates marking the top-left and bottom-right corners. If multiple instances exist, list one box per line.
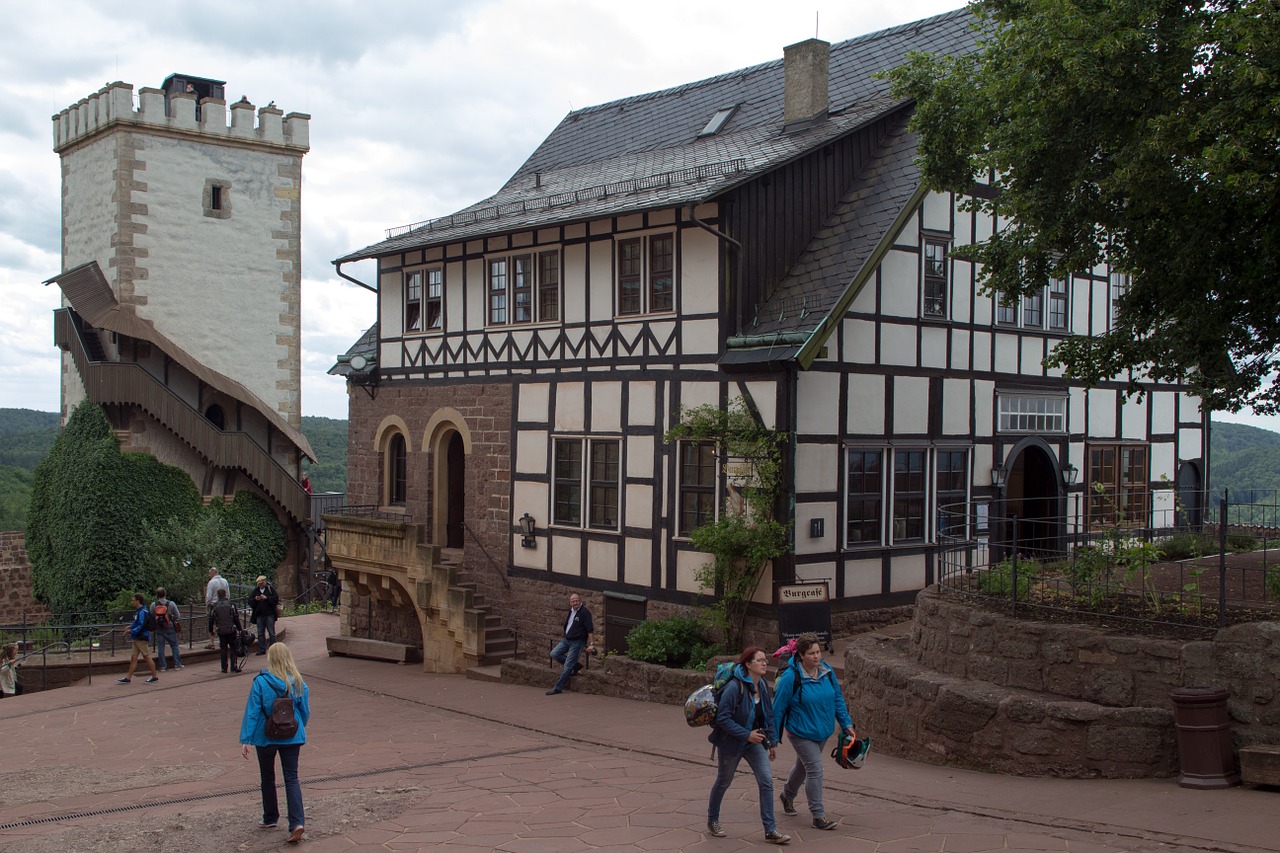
left=1159, top=532, right=1215, bottom=561
left=626, top=615, right=714, bottom=669
left=977, top=555, right=1038, bottom=598
left=1226, top=531, right=1259, bottom=553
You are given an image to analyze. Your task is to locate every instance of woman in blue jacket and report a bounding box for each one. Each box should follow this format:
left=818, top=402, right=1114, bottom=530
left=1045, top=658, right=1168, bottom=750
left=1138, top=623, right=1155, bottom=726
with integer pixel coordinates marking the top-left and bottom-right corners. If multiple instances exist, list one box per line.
left=240, top=642, right=311, bottom=843
left=706, top=647, right=791, bottom=845
left=771, top=633, right=854, bottom=831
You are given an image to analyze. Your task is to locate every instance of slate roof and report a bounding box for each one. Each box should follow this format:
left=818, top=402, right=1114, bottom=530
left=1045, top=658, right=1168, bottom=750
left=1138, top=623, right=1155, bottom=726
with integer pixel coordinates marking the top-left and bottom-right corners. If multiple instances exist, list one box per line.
left=329, top=323, right=379, bottom=380
left=336, top=8, right=980, bottom=263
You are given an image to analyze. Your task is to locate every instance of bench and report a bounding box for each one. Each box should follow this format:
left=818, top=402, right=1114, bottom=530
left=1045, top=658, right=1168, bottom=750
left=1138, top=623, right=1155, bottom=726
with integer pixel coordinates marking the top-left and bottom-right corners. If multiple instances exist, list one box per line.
left=326, top=636, right=421, bottom=665
left=1240, top=744, right=1280, bottom=787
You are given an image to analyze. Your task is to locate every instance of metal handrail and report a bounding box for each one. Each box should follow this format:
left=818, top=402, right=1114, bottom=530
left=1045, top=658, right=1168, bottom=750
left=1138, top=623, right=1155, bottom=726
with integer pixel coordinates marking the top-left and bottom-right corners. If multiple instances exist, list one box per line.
left=461, top=520, right=510, bottom=589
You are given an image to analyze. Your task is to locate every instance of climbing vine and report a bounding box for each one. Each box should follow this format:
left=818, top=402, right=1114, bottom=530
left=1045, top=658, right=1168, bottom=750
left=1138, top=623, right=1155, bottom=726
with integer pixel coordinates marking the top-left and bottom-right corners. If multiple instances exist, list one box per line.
left=664, top=398, right=790, bottom=650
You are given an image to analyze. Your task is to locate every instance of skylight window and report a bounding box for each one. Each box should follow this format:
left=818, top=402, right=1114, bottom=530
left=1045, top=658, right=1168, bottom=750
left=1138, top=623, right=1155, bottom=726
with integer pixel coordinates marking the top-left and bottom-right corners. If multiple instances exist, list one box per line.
left=698, top=105, right=739, bottom=137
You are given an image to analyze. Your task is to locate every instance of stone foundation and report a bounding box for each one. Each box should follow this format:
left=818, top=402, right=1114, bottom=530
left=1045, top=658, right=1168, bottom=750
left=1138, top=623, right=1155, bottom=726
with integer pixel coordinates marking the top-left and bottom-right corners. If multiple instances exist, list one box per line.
left=845, top=586, right=1280, bottom=778
left=501, top=654, right=709, bottom=706
left=0, top=533, right=51, bottom=627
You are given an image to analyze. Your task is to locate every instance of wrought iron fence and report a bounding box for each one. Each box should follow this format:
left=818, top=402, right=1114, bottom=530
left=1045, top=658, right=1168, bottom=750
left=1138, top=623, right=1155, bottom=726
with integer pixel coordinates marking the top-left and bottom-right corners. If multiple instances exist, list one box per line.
left=937, top=487, right=1280, bottom=637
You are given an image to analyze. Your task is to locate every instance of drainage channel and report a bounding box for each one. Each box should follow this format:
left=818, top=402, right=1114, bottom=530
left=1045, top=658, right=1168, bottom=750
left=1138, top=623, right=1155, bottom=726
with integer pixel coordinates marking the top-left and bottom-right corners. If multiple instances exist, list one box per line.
left=0, top=743, right=556, bottom=831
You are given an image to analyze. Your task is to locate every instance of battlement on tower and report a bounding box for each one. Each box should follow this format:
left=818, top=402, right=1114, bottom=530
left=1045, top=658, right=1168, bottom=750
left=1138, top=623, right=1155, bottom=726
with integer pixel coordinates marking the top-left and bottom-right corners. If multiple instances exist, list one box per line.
left=51, top=81, right=310, bottom=153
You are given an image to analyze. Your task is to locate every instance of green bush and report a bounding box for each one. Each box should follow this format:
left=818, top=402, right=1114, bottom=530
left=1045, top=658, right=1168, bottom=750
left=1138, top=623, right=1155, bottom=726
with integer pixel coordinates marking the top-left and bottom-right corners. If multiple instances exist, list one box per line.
left=1226, top=531, right=1259, bottom=553
left=977, top=556, right=1038, bottom=598
left=1159, top=532, right=1215, bottom=561
left=626, top=615, right=715, bottom=669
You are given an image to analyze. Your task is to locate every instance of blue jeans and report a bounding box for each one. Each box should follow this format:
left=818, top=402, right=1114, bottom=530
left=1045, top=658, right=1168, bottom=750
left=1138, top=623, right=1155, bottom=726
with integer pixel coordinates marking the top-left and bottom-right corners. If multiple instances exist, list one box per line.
left=255, top=615, right=277, bottom=652
left=256, top=744, right=304, bottom=830
left=708, top=741, right=776, bottom=831
left=155, top=628, right=182, bottom=669
left=782, top=734, right=828, bottom=818
left=549, top=637, right=585, bottom=691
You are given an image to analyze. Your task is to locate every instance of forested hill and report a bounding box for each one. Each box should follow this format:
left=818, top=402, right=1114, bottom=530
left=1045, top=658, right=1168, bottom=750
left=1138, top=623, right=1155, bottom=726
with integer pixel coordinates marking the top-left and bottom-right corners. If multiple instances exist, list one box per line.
left=1209, top=421, right=1280, bottom=494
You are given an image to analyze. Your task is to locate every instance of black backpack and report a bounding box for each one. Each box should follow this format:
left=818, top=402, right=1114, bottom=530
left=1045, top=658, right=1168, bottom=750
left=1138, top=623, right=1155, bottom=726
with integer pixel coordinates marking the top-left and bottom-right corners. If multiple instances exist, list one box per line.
left=262, top=678, right=299, bottom=740
left=142, top=607, right=157, bottom=633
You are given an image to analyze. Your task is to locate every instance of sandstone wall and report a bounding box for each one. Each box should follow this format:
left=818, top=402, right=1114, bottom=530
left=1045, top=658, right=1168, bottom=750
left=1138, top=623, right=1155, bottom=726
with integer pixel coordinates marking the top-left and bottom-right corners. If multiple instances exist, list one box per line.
left=0, top=533, right=52, bottom=627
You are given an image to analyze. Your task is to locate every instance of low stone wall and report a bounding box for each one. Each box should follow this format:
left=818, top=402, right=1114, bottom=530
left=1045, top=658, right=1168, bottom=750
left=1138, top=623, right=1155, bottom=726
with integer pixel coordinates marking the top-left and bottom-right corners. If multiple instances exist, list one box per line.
left=844, top=586, right=1280, bottom=778
left=502, top=654, right=708, bottom=706
left=0, top=532, right=52, bottom=627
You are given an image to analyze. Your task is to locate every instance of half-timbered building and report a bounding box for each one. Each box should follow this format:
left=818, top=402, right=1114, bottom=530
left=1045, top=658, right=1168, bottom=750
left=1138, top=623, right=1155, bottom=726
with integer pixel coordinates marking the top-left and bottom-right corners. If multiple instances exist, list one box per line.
left=328, top=9, right=1208, bottom=669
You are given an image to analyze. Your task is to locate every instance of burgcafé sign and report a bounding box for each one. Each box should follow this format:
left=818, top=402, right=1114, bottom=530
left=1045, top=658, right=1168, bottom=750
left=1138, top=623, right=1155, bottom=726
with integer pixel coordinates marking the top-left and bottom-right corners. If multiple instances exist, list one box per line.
left=775, top=581, right=832, bottom=648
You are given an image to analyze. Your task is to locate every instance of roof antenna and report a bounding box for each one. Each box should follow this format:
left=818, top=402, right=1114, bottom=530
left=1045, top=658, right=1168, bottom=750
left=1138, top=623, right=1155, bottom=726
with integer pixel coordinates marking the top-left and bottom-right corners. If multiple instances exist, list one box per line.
left=815, top=11, right=819, bottom=39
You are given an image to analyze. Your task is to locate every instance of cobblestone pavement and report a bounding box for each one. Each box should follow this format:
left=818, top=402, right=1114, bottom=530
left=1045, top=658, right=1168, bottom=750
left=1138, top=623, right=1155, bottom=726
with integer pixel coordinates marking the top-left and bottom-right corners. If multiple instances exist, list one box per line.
left=1, top=614, right=1275, bottom=852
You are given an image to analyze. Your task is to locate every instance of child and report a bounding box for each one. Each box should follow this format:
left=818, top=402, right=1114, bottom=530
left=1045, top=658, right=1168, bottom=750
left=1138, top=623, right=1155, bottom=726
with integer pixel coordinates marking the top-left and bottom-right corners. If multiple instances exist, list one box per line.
left=1, top=643, right=21, bottom=697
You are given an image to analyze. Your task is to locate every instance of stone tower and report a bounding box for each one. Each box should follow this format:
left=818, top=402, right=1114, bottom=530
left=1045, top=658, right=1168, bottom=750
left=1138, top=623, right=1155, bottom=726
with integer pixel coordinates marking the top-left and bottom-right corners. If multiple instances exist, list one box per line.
left=48, top=74, right=313, bottom=526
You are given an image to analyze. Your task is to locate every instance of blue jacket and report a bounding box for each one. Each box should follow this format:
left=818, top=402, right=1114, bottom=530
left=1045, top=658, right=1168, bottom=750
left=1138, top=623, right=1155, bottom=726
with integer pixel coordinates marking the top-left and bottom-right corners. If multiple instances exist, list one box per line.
left=127, top=605, right=150, bottom=641
left=772, top=657, right=853, bottom=743
left=707, top=664, right=777, bottom=756
left=239, top=671, right=311, bottom=747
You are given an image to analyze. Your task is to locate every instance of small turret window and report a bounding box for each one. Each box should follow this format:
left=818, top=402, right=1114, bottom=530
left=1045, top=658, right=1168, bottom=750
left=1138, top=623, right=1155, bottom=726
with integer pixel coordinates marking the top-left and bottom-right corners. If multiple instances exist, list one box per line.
left=204, top=179, right=231, bottom=219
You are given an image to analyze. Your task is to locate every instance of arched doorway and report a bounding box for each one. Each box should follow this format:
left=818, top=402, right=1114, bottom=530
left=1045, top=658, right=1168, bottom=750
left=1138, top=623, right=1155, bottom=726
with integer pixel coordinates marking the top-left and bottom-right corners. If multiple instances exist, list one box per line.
left=1176, top=460, right=1203, bottom=530
left=1003, top=440, right=1065, bottom=558
left=445, top=431, right=465, bottom=548
left=204, top=404, right=225, bottom=430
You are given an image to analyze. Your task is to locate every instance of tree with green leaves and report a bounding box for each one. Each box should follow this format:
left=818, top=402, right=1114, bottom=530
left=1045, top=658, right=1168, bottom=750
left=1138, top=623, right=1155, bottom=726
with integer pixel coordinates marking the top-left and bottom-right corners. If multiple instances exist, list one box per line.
left=888, top=0, right=1280, bottom=414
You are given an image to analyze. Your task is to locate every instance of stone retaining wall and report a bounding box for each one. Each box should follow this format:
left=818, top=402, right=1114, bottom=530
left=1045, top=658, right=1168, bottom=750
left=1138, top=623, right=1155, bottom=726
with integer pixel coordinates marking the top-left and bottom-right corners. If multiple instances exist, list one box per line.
left=502, top=655, right=709, bottom=706
left=844, top=586, right=1280, bottom=778
left=0, top=532, right=52, bottom=627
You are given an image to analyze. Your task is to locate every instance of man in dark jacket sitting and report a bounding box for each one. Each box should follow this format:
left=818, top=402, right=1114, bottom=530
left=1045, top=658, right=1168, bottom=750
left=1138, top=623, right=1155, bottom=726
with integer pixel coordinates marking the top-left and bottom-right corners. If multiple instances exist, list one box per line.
left=546, top=592, right=594, bottom=695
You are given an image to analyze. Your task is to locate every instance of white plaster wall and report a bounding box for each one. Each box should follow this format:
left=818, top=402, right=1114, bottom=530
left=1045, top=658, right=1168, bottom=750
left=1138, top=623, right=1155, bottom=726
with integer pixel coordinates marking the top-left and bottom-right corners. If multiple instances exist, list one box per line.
left=1020, top=337, right=1045, bottom=377
left=592, top=381, right=622, bottom=432
left=515, top=430, right=548, bottom=474
left=993, top=333, right=1019, bottom=374
left=625, top=537, right=653, bottom=587
left=681, top=319, right=719, bottom=355
left=846, top=373, right=886, bottom=435
left=921, top=326, right=947, bottom=369
left=795, top=501, right=836, bottom=556
left=893, top=376, right=929, bottom=434
left=628, top=381, right=656, bottom=426
left=1152, top=442, right=1176, bottom=484
left=795, top=561, right=836, bottom=584
left=949, top=328, right=971, bottom=371
left=625, top=483, right=651, bottom=529
left=744, top=380, right=777, bottom=429
left=1121, top=396, right=1148, bottom=441
left=131, top=134, right=301, bottom=419
left=563, top=244, right=587, bottom=324
left=586, top=539, right=617, bottom=581
left=973, top=379, right=995, bottom=436
left=627, top=435, right=654, bottom=479
left=922, top=191, right=952, bottom=232
left=796, top=442, right=837, bottom=494
left=889, top=553, right=926, bottom=592
left=943, top=378, right=971, bottom=435
left=843, top=558, right=882, bottom=597
left=1088, top=388, right=1117, bottom=438
left=1151, top=391, right=1175, bottom=434
left=588, top=240, right=613, bottom=322
left=682, top=227, right=718, bottom=314
left=554, top=382, right=585, bottom=431
left=551, top=535, right=581, bottom=576
left=843, top=318, right=876, bottom=365
left=519, top=382, right=550, bottom=422
left=679, top=381, right=719, bottom=414
left=796, top=371, right=840, bottom=436
left=381, top=269, right=403, bottom=338
left=512, top=481, right=549, bottom=570
left=880, top=324, right=917, bottom=366
left=675, top=549, right=713, bottom=594
left=879, top=249, right=918, bottom=319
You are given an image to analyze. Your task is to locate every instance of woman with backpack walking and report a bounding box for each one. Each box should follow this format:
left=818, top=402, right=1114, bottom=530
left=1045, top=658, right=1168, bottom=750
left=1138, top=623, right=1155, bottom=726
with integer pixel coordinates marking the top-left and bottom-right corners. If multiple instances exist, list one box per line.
left=706, top=647, right=790, bottom=845
left=771, top=633, right=855, bottom=831
left=240, top=642, right=311, bottom=844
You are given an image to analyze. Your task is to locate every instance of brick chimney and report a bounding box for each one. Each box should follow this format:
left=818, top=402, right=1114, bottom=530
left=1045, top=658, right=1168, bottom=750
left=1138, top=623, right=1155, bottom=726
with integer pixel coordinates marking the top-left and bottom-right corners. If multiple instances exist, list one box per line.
left=783, top=38, right=831, bottom=128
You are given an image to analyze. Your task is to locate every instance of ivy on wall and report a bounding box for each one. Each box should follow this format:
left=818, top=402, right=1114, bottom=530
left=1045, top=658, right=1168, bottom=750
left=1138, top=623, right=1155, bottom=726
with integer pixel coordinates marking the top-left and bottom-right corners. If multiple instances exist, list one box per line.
left=27, top=401, right=288, bottom=617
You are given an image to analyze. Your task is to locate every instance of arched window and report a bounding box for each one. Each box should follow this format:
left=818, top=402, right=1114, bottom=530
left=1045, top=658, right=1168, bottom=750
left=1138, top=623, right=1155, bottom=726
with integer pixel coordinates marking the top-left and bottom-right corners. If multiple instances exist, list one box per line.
left=388, top=433, right=407, bottom=506
left=204, top=404, right=225, bottom=430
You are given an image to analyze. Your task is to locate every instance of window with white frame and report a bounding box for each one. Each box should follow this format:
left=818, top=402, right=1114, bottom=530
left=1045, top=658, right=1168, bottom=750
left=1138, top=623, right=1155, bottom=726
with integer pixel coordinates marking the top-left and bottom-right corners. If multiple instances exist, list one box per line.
left=997, top=394, right=1066, bottom=433
left=845, top=446, right=972, bottom=548
left=1048, top=277, right=1068, bottom=331
left=552, top=437, right=621, bottom=531
left=405, top=267, right=444, bottom=333
left=405, top=271, right=423, bottom=332
left=678, top=441, right=718, bottom=536
left=1109, top=271, right=1129, bottom=329
left=488, top=250, right=560, bottom=326
left=617, top=233, right=674, bottom=316
left=935, top=448, right=970, bottom=538
left=922, top=237, right=949, bottom=318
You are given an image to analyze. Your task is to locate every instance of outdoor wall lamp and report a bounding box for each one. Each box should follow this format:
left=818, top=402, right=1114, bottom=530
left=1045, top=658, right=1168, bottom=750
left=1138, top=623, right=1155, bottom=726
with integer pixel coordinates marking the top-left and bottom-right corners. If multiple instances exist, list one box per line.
left=1063, top=463, right=1079, bottom=486
left=519, top=512, right=537, bottom=548
left=991, top=465, right=1007, bottom=488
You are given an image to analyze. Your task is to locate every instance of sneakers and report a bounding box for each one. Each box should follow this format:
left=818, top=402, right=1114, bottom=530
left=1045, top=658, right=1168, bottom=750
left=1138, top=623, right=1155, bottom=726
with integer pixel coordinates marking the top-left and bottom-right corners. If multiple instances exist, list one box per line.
left=116, top=677, right=131, bottom=683
left=258, top=821, right=278, bottom=829
left=764, top=830, right=791, bottom=844
left=287, top=825, right=305, bottom=843
left=145, top=676, right=159, bottom=683
left=706, top=821, right=726, bottom=838
left=175, top=665, right=185, bottom=670
left=545, top=688, right=562, bottom=695
left=779, top=793, right=797, bottom=816
left=812, top=817, right=838, bottom=830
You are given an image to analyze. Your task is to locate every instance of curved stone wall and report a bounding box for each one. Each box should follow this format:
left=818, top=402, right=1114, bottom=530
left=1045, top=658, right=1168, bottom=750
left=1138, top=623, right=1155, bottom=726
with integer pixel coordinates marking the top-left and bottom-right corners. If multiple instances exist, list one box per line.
left=844, top=587, right=1280, bottom=778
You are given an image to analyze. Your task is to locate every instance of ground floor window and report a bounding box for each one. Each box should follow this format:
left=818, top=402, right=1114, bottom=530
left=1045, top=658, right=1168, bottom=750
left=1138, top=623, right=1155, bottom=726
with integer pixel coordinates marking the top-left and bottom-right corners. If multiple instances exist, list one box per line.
left=845, top=445, right=971, bottom=547
left=553, top=437, right=621, bottom=531
left=677, top=441, right=718, bottom=536
left=386, top=433, right=407, bottom=506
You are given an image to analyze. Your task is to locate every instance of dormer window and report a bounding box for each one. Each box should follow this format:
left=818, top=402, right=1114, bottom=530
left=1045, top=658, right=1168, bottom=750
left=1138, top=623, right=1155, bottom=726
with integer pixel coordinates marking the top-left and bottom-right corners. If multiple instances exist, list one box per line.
left=698, top=105, right=739, bottom=137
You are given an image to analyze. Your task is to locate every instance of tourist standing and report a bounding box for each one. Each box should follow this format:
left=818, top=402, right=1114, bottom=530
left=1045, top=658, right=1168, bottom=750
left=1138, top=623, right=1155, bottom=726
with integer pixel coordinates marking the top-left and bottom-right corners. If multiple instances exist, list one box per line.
left=771, top=632, right=854, bottom=831
left=249, top=575, right=279, bottom=655
left=0, top=643, right=20, bottom=697
left=151, top=587, right=184, bottom=671
left=205, top=567, right=229, bottom=650
left=210, top=587, right=243, bottom=674
left=240, top=642, right=310, bottom=843
left=706, top=646, right=789, bottom=844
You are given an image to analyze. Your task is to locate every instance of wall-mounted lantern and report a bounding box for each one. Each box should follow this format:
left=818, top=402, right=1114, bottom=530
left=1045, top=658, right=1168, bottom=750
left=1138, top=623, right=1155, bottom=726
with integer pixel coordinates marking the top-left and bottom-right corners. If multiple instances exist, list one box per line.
left=519, top=512, right=537, bottom=548
left=991, top=465, right=1007, bottom=489
left=1063, top=463, right=1079, bottom=486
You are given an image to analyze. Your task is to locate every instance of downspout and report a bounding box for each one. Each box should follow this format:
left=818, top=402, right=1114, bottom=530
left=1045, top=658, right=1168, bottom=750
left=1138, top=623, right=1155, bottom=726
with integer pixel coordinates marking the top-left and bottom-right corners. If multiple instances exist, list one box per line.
left=687, top=205, right=744, bottom=337
left=333, top=259, right=377, bottom=293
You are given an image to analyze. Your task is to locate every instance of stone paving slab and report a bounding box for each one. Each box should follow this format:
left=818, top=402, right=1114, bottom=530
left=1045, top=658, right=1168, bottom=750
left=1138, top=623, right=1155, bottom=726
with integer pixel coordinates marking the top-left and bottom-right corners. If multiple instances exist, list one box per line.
left=0, top=613, right=1276, bottom=852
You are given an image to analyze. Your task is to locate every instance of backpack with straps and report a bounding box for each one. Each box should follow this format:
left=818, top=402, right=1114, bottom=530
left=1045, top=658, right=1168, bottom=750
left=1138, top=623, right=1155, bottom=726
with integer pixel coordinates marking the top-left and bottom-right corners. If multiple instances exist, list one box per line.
left=263, top=678, right=299, bottom=740
left=153, top=601, right=172, bottom=630
left=682, top=661, right=739, bottom=727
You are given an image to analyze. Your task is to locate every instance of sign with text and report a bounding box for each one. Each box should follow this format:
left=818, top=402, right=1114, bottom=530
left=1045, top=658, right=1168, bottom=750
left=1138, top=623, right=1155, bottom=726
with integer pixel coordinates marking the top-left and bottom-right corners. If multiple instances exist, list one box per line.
left=775, top=581, right=832, bottom=650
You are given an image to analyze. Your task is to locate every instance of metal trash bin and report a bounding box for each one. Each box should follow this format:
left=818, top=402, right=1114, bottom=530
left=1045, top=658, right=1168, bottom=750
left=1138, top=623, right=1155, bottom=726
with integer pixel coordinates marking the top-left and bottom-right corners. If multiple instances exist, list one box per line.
left=1170, top=687, right=1240, bottom=789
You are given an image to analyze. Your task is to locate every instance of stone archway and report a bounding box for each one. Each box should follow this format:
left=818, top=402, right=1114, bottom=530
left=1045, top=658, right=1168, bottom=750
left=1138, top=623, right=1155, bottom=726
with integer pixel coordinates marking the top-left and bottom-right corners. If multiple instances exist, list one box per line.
left=1001, top=437, right=1069, bottom=558
left=422, top=409, right=473, bottom=549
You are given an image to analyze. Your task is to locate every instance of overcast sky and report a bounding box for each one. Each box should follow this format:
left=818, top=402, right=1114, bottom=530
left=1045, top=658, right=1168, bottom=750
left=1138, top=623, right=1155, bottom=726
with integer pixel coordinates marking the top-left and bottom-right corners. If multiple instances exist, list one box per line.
left=1, top=0, right=1274, bottom=434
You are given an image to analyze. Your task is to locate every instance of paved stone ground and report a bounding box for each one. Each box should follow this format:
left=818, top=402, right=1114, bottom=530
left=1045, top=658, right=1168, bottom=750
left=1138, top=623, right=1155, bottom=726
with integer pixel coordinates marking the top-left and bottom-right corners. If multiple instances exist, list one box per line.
left=1, top=613, right=1276, bottom=852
